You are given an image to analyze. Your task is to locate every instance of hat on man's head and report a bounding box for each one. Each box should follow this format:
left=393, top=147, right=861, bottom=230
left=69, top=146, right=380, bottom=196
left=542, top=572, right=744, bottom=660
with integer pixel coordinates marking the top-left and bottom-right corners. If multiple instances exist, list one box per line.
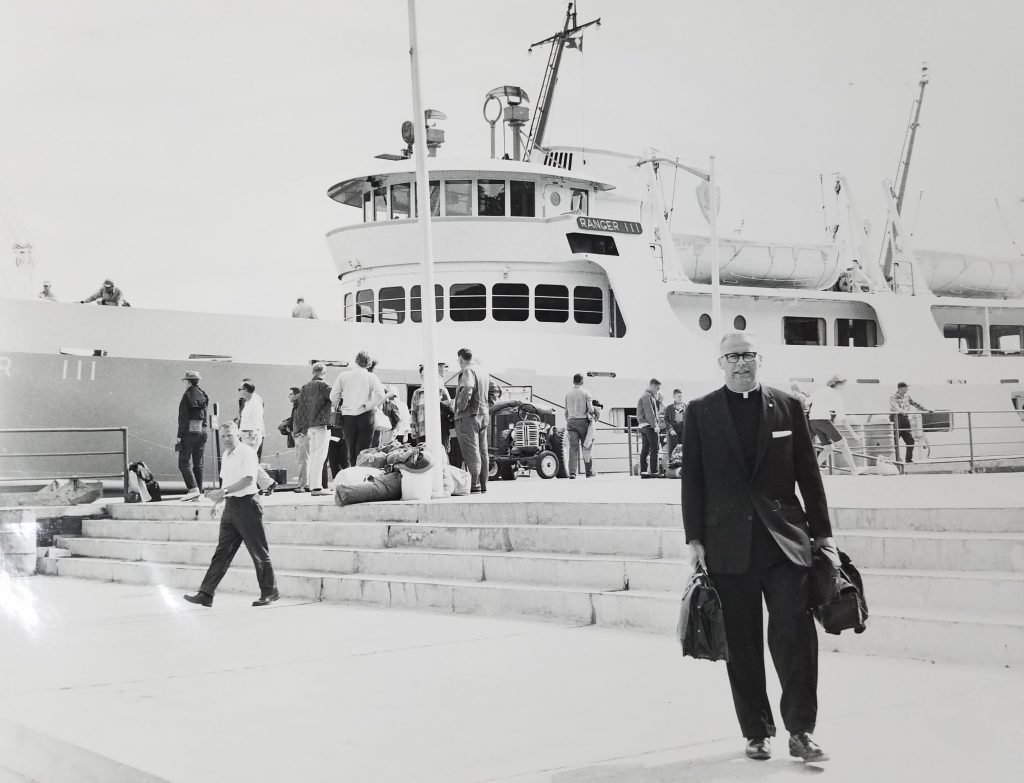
left=43, top=280, right=52, bottom=286
left=239, top=381, right=255, bottom=393
left=103, top=279, right=114, bottom=286
left=182, top=370, right=201, bottom=381
left=897, top=381, right=908, bottom=389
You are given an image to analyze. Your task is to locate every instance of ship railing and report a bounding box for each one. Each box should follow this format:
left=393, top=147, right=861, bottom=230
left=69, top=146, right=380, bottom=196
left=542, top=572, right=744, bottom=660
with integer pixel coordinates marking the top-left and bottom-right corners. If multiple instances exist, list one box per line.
left=618, top=409, right=1024, bottom=476
left=0, top=427, right=130, bottom=499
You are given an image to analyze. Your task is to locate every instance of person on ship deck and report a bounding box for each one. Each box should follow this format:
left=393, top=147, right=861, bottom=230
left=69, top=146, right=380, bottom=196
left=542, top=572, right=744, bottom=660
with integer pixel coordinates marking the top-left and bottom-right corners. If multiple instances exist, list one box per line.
left=80, top=278, right=128, bottom=306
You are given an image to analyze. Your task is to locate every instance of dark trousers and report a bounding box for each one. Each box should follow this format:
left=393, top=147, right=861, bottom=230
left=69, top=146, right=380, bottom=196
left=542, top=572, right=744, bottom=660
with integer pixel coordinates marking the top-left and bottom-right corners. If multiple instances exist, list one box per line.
left=639, top=425, right=659, bottom=474
left=342, top=410, right=375, bottom=465
left=710, top=559, right=818, bottom=739
left=327, top=425, right=349, bottom=480
left=666, top=424, right=685, bottom=462
left=894, top=414, right=915, bottom=462
left=177, top=431, right=207, bottom=490
left=198, top=495, right=276, bottom=598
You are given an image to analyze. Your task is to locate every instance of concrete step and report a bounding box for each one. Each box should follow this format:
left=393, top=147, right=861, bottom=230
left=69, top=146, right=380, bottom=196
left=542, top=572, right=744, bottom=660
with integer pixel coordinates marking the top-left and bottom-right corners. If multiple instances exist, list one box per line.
left=831, top=506, right=1024, bottom=534
left=82, top=519, right=686, bottom=559
left=39, top=558, right=1024, bottom=666
left=839, top=530, right=1024, bottom=572
left=108, top=500, right=681, bottom=527
left=55, top=535, right=691, bottom=592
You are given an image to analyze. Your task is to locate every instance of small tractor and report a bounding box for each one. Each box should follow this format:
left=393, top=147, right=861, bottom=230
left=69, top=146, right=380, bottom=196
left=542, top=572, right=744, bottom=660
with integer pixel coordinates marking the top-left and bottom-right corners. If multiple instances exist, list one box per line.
left=487, top=401, right=569, bottom=480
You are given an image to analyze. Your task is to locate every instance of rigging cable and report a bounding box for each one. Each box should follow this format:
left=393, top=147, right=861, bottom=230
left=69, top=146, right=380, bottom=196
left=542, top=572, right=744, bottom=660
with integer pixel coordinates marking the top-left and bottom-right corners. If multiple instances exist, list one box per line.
left=994, top=198, right=1024, bottom=259
left=667, top=157, right=679, bottom=229
left=908, top=190, right=924, bottom=237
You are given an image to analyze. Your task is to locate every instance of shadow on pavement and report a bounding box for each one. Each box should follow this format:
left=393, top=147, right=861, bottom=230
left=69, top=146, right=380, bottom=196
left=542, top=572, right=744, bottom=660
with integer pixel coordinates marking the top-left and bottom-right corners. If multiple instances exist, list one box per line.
left=548, top=750, right=828, bottom=782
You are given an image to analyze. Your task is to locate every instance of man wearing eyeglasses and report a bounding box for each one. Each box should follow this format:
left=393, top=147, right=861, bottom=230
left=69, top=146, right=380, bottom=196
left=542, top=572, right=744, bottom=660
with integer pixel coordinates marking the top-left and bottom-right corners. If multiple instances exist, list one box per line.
left=681, top=331, right=834, bottom=764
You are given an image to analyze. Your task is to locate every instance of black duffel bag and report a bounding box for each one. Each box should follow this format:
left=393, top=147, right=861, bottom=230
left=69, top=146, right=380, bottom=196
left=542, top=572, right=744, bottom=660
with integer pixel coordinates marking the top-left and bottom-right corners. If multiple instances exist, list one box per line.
left=812, top=547, right=868, bottom=635
left=677, top=564, right=729, bottom=661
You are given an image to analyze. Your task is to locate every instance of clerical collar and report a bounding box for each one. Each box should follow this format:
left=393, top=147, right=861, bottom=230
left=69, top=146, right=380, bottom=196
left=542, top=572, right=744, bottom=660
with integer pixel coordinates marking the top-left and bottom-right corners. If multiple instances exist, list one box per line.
left=725, top=383, right=761, bottom=400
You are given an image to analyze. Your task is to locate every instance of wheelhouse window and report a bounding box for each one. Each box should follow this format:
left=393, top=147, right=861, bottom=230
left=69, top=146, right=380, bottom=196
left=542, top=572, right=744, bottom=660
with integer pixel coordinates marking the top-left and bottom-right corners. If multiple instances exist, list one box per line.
left=836, top=318, right=879, bottom=347
left=477, top=179, right=506, bottom=216
left=378, top=286, right=406, bottom=324
left=944, top=323, right=982, bottom=354
left=449, top=283, right=486, bottom=321
left=510, top=181, right=535, bottom=217
left=390, top=183, right=411, bottom=219
left=783, top=317, right=825, bottom=346
left=573, top=286, right=603, bottom=324
left=413, top=180, right=441, bottom=217
left=991, top=325, right=1024, bottom=355
left=410, top=284, right=443, bottom=322
left=355, top=289, right=374, bottom=323
left=492, top=283, right=529, bottom=321
left=570, top=188, right=589, bottom=214
left=445, top=180, right=472, bottom=216
left=535, top=284, right=569, bottom=323
left=343, top=293, right=354, bottom=322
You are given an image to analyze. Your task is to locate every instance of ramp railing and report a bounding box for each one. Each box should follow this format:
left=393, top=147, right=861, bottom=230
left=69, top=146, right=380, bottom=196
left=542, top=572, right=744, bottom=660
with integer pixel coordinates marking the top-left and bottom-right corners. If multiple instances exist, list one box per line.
left=0, top=427, right=130, bottom=499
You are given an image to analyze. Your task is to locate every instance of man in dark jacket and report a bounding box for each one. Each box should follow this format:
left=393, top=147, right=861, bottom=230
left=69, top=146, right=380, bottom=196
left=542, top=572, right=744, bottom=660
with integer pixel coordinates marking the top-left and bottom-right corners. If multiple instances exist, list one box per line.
left=176, top=370, right=209, bottom=500
left=293, top=363, right=334, bottom=496
left=682, top=332, right=834, bottom=764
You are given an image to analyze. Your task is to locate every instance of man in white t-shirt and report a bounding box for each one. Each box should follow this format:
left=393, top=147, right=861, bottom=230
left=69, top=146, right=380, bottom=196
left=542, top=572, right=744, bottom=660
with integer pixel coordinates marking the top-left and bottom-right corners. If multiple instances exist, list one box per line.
left=238, top=380, right=277, bottom=494
left=183, top=421, right=279, bottom=607
left=330, top=350, right=384, bottom=465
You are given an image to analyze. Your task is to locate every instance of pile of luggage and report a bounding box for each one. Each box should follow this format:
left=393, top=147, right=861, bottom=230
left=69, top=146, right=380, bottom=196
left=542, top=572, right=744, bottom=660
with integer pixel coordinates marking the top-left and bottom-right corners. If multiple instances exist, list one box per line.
left=334, top=442, right=471, bottom=506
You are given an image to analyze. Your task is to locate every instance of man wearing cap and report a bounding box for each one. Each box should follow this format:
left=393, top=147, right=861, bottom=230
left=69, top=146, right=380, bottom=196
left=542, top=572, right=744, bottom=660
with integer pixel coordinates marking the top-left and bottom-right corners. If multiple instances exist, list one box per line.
left=81, top=278, right=125, bottom=306
left=183, top=421, right=279, bottom=608
left=177, top=371, right=209, bottom=501
left=292, top=363, right=334, bottom=496
left=38, top=281, right=58, bottom=302
left=889, top=382, right=930, bottom=464
left=291, top=297, right=318, bottom=319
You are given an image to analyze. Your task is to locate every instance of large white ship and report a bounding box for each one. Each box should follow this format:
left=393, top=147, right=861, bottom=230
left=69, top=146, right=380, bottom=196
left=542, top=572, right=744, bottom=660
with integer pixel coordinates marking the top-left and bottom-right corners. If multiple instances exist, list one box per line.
left=1, top=5, right=1022, bottom=485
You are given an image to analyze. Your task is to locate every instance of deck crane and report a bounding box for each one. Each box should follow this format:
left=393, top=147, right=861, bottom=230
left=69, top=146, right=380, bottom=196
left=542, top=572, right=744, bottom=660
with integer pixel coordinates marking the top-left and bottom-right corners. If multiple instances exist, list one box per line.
left=522, top=3, right=600, bottom=162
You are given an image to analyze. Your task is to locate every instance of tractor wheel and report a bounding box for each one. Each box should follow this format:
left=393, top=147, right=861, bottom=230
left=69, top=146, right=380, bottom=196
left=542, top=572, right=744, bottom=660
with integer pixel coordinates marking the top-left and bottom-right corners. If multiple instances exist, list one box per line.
left=536, top=450, right=559, bottom=479
left=547, top=428, right=571, bottom=478
left=488, top=459, right=500, bottom=480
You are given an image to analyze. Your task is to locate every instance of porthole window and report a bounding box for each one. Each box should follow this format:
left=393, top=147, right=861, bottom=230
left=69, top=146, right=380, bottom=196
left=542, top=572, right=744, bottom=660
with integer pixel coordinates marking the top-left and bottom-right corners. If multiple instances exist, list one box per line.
left=550, top=191, right=562, bottom=206
left=536, top=284, right=569, bottom=323
left=698, top=313, right=712, bottom=331
left=449, top=283, right=486, bottom=322
left=733, top=315, right=747, bottom=330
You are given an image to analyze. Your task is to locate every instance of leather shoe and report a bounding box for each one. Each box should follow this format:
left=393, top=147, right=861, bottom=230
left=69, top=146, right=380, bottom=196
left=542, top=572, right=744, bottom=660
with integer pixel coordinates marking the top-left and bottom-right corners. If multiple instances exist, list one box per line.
left=789, top=732, right=828, bottom=763
left=745, top=738, right=771, bottom=760
left=183, top=592, right=212, bottom=607
left=252, top=590, right=280, bottom=607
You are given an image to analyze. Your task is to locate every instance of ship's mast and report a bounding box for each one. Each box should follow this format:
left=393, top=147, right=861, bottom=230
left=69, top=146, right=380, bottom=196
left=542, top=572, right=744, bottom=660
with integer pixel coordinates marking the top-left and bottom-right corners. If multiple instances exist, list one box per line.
left=884, top=63, right=929, bottom=280
left=523, top=3, right=600, bottom=162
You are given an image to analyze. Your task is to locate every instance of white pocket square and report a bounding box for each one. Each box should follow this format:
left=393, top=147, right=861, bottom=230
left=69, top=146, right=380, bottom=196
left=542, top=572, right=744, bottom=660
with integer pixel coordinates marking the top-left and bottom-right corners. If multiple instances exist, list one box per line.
left=772, top=430, right=792, bottom=438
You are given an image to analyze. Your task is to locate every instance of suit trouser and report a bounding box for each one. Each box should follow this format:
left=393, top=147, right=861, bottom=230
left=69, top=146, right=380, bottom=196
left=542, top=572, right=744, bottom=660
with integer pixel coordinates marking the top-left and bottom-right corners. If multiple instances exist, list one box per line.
left=306, top=425, right=331, bottom=491
left=342, top=411, right=375, bottom=466
left=178, top=431, right=207, bottom=490
left=638, top=425, right=659, bottom=474
left=710, top=558, right=818, bottom=739
left=199, top=495, right=276, bottom=598
left=327, top=425, right=350, bottom=476
left=455, top=413, right=488, bottom=490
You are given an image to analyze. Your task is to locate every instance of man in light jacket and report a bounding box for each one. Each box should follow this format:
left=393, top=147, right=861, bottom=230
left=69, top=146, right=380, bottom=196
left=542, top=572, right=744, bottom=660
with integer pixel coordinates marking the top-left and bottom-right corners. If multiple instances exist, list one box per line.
left=636, top=378, right=662, bottom=477
left=330, top=351, right=384, bottom=466
left=454, top=347, right=491, bottom=493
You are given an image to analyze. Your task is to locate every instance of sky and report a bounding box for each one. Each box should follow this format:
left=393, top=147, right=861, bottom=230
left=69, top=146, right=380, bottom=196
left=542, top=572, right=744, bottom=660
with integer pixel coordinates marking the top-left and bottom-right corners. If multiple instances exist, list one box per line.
left=1, top=0, right=1022, bottom=318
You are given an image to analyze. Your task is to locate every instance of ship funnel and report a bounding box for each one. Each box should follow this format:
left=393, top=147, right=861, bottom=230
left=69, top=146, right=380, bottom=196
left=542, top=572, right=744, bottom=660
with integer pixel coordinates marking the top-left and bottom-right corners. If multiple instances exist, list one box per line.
left=483, top=86, right=531, bottom=160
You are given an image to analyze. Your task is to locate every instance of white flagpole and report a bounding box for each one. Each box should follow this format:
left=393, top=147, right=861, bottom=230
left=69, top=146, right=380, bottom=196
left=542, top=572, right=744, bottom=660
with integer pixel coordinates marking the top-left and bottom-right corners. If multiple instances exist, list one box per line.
left=709, top=155, right=722, bottom=347
left=407, top=0, right=443, bottom=493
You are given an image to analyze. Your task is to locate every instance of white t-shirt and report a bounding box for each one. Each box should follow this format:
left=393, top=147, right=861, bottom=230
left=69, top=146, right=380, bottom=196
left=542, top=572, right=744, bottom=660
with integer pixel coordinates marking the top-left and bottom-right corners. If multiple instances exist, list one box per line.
left=808, top=386, right=845, bottom=422
left=220, top=442, right=259, bottom=497
left=331, top=367, right=385, bottom=416
left=239, top=393, right=265, bottom=435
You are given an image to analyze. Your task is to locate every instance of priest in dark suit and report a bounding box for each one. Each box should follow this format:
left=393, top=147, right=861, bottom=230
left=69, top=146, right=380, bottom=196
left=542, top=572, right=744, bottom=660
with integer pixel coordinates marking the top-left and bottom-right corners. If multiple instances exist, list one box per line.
left=681, top=331, right=834, bottom=764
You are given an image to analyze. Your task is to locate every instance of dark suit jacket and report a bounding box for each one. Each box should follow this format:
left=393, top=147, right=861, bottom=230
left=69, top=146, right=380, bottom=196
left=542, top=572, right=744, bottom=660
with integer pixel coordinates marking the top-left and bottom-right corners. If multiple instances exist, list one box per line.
left=681, top=385, right=832, bottom=574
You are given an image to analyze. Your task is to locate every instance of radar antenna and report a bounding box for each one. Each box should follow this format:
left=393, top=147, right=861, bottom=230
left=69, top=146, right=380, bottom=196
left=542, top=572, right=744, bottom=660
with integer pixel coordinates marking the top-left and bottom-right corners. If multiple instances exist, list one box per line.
left=523, top=3, right=600, bottom=162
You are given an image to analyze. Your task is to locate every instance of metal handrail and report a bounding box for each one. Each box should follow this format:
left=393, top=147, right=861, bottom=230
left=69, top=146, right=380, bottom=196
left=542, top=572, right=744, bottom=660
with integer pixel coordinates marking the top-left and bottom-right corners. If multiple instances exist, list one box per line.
left=0, top=427, right=129, bottom=499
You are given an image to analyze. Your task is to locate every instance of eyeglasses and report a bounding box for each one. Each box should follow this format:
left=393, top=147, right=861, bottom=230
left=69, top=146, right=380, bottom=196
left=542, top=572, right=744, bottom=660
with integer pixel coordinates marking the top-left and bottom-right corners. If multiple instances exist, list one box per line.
left=722, top=352, right=758, bottom=364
